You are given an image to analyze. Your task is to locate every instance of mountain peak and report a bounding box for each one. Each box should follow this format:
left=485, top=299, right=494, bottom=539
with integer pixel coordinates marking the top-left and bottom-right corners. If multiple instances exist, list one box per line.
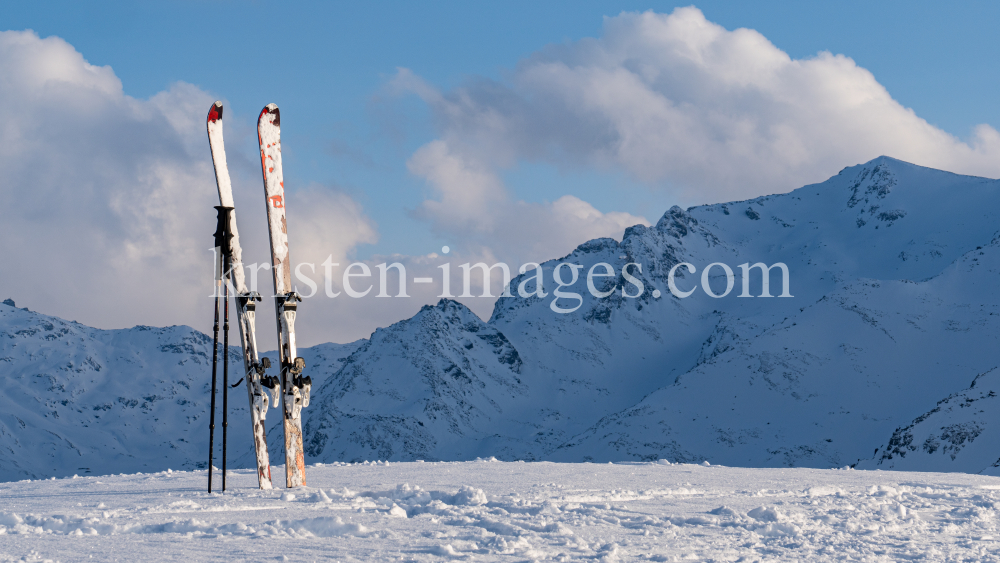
left=419, top=298, right=477, bottom=319
left=843, top=155, right=985, bottom=183
left=847, top=155, right=917, bottom=172
left=654, top=205, right=695, bottom=236
left=865, top=155, right=903, bottom=168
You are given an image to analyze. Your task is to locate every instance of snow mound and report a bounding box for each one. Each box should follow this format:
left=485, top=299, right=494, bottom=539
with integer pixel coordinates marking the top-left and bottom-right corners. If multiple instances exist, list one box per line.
left=1, top=461, right=998, bottom=561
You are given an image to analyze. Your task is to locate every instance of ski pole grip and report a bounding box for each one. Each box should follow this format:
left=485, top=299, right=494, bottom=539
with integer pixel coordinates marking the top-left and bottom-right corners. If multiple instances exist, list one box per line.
left=213, top=206, right=234, bottom=256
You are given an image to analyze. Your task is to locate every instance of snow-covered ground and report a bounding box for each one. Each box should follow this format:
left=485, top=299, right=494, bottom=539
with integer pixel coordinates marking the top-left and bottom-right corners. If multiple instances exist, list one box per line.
left=3, top=461, right=1000, bottom=562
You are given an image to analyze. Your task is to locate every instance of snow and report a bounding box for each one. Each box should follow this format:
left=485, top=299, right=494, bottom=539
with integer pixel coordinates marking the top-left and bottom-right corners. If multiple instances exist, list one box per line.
left=2, top=461, right=1000, bottom=562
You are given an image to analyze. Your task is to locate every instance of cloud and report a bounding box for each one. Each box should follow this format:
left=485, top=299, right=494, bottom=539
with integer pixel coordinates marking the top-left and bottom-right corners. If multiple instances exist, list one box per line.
left=0, top=29, right=518, bottom=346
left=12, top=7, right=1000, bottom=345
left=408, top=140, right=509, bottom=234
left=0, top=30, right=211, bottom=328
left=286, top=185, right=379, bottom=277
left=407, top=139, right=648, bottom=267
left=0, top=30, right=376, bottom=345
left=396, top=7, right=1000, bottom=203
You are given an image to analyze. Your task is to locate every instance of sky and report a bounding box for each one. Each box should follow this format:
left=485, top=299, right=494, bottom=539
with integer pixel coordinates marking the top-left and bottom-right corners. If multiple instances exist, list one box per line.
left=2, top=0, right=1000, bottom=348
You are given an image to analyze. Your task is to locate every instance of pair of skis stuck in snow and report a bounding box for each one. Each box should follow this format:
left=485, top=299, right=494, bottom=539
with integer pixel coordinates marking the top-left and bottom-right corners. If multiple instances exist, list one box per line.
left=206, top=101, right=312, bottom=491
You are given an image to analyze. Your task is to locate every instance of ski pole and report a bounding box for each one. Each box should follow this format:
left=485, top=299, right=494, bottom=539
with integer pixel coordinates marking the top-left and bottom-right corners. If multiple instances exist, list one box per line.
left=208, top=255, right=221, bottom=494
left=210, top=205, right=234, bottom=494
left=220, top=206, right=234, bottom=493
left=222, top=267, right=230, bottom=492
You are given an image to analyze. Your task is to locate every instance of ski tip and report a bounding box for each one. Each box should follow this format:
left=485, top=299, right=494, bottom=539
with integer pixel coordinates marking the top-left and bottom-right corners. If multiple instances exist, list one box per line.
left=259, top=103, right=280, bottom=128
left=208, top=101, right=223, bottom=123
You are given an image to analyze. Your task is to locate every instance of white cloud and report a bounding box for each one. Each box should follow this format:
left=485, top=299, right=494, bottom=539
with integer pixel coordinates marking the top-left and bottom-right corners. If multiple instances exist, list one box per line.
left=0, top=29, right=504, bottom=346
left=408, top=140, right=508, bottom=234
left=0, top=30, right=377, bottom=346
left=407, top=139, right=648, bottom=267
left=0, top=31, right=212, bottom=328
left=396, top=7, right=1000, bottom=202
left=285, top=185, right=379, bottom=277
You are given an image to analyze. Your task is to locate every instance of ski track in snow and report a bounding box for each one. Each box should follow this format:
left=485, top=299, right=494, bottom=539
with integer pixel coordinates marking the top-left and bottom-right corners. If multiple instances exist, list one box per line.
left=2, top=461, right=1000, bottom=562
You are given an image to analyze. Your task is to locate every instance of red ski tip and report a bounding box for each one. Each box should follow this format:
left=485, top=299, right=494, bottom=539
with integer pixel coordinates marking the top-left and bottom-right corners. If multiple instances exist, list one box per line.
left=208, top=102, right=223, bottom=123
left=259, top=103, right=280, bottom=127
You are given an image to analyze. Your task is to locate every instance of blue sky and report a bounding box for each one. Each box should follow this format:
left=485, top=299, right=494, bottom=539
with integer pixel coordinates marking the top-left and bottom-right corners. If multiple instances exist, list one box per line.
left=4, top=1, right=1000, bottom=345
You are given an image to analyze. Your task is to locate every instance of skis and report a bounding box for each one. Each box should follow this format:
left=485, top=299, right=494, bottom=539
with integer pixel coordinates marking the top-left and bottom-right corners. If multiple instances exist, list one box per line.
left=203, top=100, right=310, bottom=489
left=258, top=103, right=312, bottom=488
left=207, top=101, right=280, bottom=490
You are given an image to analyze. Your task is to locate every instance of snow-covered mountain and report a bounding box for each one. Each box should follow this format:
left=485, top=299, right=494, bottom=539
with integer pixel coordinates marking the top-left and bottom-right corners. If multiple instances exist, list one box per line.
left=0, top=301, right=361, bottom=481
left=303, top=299, right=530, bottom=463
left=305, top=156, right=1000, bottom=473
left=4, top=155, right=1000, bottom=480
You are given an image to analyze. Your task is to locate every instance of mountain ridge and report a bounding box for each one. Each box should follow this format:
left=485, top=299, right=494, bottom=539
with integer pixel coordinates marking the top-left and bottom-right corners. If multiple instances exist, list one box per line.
left=4, top=155, right=1000, bottom=480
